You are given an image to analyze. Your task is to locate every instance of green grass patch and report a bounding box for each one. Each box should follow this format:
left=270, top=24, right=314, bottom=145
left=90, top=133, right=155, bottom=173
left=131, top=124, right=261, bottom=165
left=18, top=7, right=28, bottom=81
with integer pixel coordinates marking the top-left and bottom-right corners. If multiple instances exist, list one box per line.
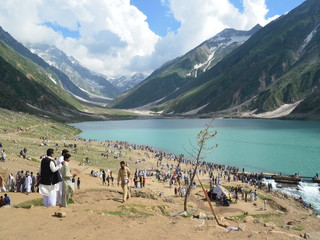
left=258, top=193, right=273, bottom=200
left=232, top=213, right=280, bottom=221
left=151, top=205, right=169, bottom=216
left=293, top=227, right=304, bottom=231
left=103, top=210, right=126, bottom=216
left=118, top=205, right=153, bottom=216
left=68, top=198, right=75, bottom=204
left=14, top=198, right=43, bottom=208
left=181, top=212, right=193, bottom=218
left=222, top=185, right=232, bottom=192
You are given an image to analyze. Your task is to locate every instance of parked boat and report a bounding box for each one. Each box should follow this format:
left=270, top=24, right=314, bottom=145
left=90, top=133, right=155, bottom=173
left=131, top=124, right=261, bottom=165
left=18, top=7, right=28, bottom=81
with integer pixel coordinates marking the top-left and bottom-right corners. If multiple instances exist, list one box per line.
left=313, top=178, right=320, bottom=184
left=272, top=174, right=301, bottom=184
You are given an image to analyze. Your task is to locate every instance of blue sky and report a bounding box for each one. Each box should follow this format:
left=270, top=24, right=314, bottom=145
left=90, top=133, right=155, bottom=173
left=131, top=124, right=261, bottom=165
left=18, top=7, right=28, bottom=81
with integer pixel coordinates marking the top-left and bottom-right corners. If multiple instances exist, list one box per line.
left=131, top=0, right=305, bottom=37
left=0, top=0, right=308, bottom=76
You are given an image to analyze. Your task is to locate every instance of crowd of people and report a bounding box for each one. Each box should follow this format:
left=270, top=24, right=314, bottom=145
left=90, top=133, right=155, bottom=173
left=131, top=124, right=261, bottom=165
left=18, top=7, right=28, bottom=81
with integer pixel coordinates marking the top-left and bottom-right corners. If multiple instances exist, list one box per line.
left=0, top=138, right=316, bottom=213
left=0, top=193, right=10, bottom=207
left=0, top=171, right=39, bottom=194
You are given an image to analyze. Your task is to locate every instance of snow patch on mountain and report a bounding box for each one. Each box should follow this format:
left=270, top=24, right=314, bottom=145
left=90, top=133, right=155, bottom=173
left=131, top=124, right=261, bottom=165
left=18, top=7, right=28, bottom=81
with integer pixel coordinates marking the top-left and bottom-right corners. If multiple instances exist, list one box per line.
left=109, top=73, right=146, bottom=92
left=48, top=75, right=57, bottom=84
left=299, top=26, right=318, bottom=55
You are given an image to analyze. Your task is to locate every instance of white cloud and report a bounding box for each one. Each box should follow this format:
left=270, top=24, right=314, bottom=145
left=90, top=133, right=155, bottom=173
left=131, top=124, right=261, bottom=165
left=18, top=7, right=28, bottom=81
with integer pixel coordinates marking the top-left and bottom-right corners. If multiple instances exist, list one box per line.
left=0, top=0, right=278, bottom=77
left=131, top=0, right=277, bottom=73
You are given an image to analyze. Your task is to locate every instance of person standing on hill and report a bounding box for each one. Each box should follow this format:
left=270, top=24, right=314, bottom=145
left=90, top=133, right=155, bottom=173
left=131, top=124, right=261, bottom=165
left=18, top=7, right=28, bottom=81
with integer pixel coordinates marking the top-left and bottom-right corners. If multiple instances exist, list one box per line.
left=77, top=177, right=80, bottom=190
left=1, top=150, right=6, bottom=162
left=57, top=149, right=68, bottom=206
left=102, top=170, right=106, bottom=185
left=6, top=174, right=15, bottom=192
left=0, top=175, right=6, bottom=192
left=39, top=148, right=62, bottom=207
left=30, top=172, right=36, bottom=192
left=61, top=153, right=76, bottom=207
left=117, top=161, right=131, bottom=203
left=24, top=171, right=32, bottom=194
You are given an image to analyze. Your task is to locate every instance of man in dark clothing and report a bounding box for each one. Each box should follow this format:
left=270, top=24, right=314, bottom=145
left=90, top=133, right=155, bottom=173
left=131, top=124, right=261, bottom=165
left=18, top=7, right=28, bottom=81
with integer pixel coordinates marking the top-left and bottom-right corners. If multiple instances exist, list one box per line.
left=39, top=148, right=63, bottom=207
left=4, top=194, right=10, bottom=205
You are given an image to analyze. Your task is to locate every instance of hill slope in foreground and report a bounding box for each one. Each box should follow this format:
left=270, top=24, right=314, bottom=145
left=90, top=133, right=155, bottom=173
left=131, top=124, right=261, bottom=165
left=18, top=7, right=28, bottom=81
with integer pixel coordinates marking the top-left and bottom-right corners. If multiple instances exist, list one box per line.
left=0, top=108, right=319, bottom=240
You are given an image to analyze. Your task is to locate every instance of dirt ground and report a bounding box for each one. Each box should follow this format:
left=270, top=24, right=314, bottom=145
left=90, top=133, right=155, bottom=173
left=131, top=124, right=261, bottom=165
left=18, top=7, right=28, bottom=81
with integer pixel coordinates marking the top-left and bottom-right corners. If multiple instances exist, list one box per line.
left=1, top=124, right=320, bottom=240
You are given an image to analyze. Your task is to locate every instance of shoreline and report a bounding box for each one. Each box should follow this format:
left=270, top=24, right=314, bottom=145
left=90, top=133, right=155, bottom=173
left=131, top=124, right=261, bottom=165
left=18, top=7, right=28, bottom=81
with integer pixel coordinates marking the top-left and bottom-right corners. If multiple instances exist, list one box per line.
left=1, top=109, right=320, bottom=239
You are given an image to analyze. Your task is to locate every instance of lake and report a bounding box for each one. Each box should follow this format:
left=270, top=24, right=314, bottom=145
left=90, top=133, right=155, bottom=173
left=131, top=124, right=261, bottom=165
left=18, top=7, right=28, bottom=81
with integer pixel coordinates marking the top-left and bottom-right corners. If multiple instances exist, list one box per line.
left=71, top=118, right=320, bottom=177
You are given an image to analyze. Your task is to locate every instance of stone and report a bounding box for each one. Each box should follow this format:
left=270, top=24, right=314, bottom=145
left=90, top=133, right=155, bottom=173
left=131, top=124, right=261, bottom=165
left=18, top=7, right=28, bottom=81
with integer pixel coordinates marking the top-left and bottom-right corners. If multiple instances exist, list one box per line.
left=181, top=211, right=189, bottom=217
left=207, top=215, right=215, bottom=220
left=248, top=233, right=254, bottom=238
left=287, top=220, right=301, bottom=225
left=253, top=218, right=264, bottom=224
left=282, top=225, right=294, bottom=230
left=55, top=212, right=66, bottom=218
left=264, top=222, right=276, bottom=228
left=302, top=232, right=320, bottom=240
left=198, top=212, right=207, bottom=219
left=238, top=223, right=246, bottom=231
left=244, top=216, right=254, bottom=223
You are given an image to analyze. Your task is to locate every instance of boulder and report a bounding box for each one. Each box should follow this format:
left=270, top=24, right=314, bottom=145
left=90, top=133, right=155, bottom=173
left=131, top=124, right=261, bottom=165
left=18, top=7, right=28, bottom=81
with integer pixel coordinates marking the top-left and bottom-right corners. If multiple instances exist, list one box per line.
left=282, top=225, right=294, bottom=230
left=253, top=218, right=264, bottom=224
left=244, top=216, right=254, bottom=223
left=264, top=222, right=276, bottom=228
left=238, top=223, right=246, bottom=231
left=198, top=212, right=207, bottom=219
left=54, top=212, right=66, bottom=218
left=302, top=232, right=320, bottom=240
left=287, top=220, right=301, bottom=226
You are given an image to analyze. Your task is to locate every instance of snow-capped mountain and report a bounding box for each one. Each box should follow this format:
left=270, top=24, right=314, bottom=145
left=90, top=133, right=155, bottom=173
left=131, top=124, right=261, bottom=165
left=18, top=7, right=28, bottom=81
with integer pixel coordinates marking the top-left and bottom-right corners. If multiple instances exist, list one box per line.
left=110, top=25, right=262, bottom=109
left=188, top=24, right=262, bottom=77
left=109, top=73, right=147, bottom=92
left=25, top=43, right=121, bottom=99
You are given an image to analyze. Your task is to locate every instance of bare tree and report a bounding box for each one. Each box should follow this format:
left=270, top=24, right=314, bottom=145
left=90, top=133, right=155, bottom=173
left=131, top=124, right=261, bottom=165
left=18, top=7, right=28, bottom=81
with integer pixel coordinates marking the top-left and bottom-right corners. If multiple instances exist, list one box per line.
left=183, top=119, right=218, bottom=212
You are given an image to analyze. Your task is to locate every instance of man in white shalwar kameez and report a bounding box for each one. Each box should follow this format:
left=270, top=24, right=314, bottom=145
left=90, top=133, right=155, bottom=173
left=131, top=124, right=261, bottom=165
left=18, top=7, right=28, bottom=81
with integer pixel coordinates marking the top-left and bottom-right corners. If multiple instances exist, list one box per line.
left=39, top=149, right=63, bottom=207
left=24, top=171, right=32, bottom=193
left=6, top=174, right=15, bottom=192
left=0, top=175, right=6, bottom=192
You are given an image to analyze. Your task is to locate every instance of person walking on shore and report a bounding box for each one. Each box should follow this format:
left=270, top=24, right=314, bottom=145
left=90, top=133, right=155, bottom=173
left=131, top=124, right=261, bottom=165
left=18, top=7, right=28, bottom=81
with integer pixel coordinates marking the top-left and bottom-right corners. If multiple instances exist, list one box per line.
left=39, top=148, right=62, bottom=207
left=117, top=161, right=131, bottom=203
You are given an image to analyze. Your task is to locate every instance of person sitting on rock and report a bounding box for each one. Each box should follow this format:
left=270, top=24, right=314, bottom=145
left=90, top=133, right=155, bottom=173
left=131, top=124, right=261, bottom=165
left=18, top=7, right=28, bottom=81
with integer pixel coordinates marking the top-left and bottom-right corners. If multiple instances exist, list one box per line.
left=4, top=194, right=10, bottom=205
left=0, top=196, right=5, bottom=207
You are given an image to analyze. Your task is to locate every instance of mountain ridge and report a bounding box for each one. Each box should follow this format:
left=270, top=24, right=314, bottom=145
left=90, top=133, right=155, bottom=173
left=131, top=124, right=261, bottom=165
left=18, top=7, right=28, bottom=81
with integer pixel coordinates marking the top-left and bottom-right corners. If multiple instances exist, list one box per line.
left=110, top=24, right=262, bottom=109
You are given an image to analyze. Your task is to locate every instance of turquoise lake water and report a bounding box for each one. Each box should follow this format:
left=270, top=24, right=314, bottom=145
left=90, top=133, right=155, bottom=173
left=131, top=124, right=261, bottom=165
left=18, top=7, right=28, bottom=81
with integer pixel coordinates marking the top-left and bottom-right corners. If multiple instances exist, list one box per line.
left=71, top=118, right=320, bottom=177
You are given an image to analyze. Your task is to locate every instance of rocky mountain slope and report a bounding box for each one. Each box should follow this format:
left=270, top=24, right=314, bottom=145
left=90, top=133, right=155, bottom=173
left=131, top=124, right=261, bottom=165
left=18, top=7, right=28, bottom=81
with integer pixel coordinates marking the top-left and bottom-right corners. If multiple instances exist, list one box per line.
left=109, top=73, right=146, bottom=93
left=25, top=43, right=121, bottom=99
left=111, top=0, right=320, bottom=120
left=110, top=25, right=261, bottom=109
left=0, top=26, right=112, bottom=104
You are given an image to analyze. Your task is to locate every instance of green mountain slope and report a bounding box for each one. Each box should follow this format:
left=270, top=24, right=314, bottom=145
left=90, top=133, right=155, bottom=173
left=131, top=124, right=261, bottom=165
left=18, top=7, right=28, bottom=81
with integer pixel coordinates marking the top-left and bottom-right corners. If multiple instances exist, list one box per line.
left=110, top=25, right=261, bottom=109
left=0, top=39, right=107, bottom=122
left=0, top=26, right=109, bottom=103
left=26, top=43, right=121, bottom=99
left=162, top=0, right=320, bottom=116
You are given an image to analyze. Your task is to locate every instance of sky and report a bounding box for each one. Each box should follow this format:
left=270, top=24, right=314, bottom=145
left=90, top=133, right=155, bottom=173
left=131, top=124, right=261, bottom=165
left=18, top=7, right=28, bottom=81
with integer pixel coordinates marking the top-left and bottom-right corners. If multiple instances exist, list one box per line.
left=0, top=0, right=305, bottom=77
